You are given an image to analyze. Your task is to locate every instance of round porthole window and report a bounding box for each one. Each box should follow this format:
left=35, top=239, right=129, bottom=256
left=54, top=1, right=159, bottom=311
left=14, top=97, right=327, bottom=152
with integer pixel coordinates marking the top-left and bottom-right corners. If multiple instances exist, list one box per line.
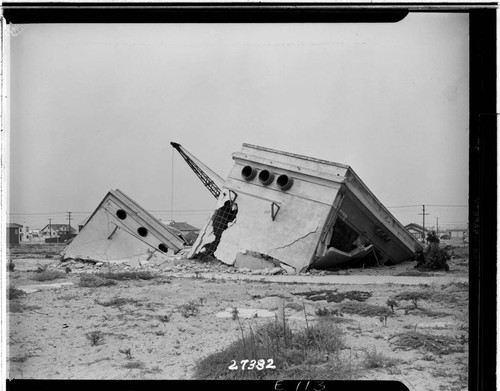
left=116, top=209, right=127, bottom=220
left=241, top=165, right=257, bottom=181
left=137, top=227, right=148, bottom=237
left=158, top=243, right=168, bottom=252
left=258, top=169, right=274, bottom=186
left=277, top=174, right=293, bottom=191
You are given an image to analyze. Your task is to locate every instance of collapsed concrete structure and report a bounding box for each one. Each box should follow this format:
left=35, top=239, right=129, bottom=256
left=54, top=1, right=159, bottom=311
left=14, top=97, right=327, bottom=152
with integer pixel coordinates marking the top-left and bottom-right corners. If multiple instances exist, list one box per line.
left=62, top=189, right=186, bottom=264
left=189, top=144, right=420, bottom=273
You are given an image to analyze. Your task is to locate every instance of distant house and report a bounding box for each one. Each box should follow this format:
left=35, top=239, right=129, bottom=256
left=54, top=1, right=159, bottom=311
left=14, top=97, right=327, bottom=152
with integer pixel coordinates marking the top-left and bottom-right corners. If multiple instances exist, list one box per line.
left=445, top=227, right=468, bottom=239
left=166, top=221, right=200, bottom=245
left=7, top=223, right=23, bottom=245
left=40, top=224, right=76, bottom=237
left=30, top=229, right=41, bottom=238
left=405, top=223, right=428, bottom=240
left=78, top=217, right=90, bottom=232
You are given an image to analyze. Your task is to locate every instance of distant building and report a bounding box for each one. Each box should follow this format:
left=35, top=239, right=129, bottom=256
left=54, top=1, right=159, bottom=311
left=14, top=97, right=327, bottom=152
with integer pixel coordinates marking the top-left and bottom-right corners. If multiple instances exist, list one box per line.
left=445, top=227, right=468, bottom=239
left=40, top=224, right=76, bottom=237
left=29, top=229, right=41, bottom=238
left=7, top=223, right=23, bottom=245
left=164, top=221, right=200, bottom=245
left=404, top=223, right=428, bottom=240
left=78, top=217, right=90, bottom=232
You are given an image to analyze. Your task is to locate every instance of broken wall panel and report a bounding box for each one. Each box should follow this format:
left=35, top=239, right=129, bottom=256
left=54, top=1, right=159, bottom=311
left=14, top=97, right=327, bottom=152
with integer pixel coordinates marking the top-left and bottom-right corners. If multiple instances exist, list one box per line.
left=189, top=144, right=421, bottom=272
left=63, top=189, right=186, bottom=263
left=189, top=144, right=346, bottom=272
left=213, top=192, right=333, bottom=272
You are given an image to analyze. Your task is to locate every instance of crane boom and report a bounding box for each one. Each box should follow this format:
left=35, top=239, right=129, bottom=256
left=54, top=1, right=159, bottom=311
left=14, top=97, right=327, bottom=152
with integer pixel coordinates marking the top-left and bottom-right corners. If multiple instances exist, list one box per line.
left=170, top=142, right=222, bottom=199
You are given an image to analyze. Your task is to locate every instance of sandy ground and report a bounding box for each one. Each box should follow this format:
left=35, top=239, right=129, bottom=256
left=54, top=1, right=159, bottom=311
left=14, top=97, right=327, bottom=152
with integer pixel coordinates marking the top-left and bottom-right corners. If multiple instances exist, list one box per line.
left=7, top=243, right=468, bottom=391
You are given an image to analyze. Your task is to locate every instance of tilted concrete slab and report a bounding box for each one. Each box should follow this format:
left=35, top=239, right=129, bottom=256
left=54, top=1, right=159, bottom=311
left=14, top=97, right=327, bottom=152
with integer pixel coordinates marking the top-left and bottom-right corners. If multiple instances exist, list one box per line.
left=62, top=189, right=186, bottom=263
left=189, top=144, right=422, bottom=272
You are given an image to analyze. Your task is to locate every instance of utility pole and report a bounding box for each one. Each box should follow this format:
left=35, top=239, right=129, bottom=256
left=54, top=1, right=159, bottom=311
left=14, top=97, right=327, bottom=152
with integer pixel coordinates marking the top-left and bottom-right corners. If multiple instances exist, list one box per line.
left=67, top=212, right=72, bottom=236
left=49, top=219, right=52, bottom=237
left=418, top=205, right=429, bottom=241
left=436, top=217, right=439, bottom=235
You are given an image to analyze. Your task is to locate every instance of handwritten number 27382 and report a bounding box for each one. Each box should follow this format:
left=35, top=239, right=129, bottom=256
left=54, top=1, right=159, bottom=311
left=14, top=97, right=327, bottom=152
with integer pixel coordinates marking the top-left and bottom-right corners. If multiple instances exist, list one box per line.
left=228, top=359, right=276, bottom=370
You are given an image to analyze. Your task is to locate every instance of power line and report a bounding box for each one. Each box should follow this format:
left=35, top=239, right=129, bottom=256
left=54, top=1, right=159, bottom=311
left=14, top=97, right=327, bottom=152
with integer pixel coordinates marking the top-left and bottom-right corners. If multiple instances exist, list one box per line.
left=7, top=211, right=90, bottom=216
left=387, top=204, right=467, bottom=208
left=148, top=209, right=213, bottom=213
left=425, top=204, right=468, bottom=207
left=7, top=204, right=468, bottom=215
left=8, top=209, right=213, bottom=215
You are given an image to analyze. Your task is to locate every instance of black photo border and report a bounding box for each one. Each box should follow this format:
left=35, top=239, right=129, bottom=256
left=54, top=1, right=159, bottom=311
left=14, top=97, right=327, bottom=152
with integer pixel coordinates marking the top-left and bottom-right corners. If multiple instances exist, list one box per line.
left=2, top=3, right=496, bottom=391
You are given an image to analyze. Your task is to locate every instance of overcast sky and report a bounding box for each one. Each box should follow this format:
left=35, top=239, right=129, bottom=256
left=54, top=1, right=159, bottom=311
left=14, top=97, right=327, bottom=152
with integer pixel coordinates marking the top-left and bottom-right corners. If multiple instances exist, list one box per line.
left=7, top=13, right=469, bottom=231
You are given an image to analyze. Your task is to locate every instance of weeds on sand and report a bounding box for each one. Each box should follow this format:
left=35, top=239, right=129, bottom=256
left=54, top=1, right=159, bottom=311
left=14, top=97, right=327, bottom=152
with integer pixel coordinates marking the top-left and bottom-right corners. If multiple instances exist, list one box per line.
left=79, top=274, right=117, bottom=287
left=392, top=291, right=432, bottom=309
left=179, top=300, right=200, bottom=318
left=9, top=354, right=33, bottom=363
left=363, top=348, right=401, bottom=369
left=415, top=308, right=452, bottom=318
left=9, top=302, right=42, bottom=313
left=386, top=299, right=398, bottom=314
left=315, top=308, right=343, bottom=317
left=143, top=366, right=163, bottom=374
left=285, top=302, right=304, bottom=312
left=294, top=290, right=372, bottom=303
left=8, top=287, right=25, bottom=300
left=95, top=297, right=141, bottom=308
left=118, top=348, right=133, bottom=359
left=194, top=315, right=349, bottom=380
left=158, top=314, right=170, bottom=323
left=339, top=302, right=391, bottom=317
left=395, top=270, right=430, bottom=277
left=86, top=331, right=103, bottom=346
left=95, top=271, right=158, bottom=281
left=122, top=361, right=145, bottom=369
left=29, top=270, right=66, bottom=282
left=391, top=331, right=465, bottom=355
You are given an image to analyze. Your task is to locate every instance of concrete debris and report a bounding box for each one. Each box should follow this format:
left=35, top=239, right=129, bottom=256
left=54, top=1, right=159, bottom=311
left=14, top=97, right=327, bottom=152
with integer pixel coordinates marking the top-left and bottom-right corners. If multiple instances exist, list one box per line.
left=269, top=267, right=282, bottom=275
left=234, top=250, right=280, bottom=270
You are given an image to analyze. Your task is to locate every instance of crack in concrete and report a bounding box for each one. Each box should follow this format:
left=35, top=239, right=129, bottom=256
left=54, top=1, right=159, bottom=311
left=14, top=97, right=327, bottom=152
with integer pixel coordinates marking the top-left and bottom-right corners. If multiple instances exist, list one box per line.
left=272, top=228, right=318, bottom=251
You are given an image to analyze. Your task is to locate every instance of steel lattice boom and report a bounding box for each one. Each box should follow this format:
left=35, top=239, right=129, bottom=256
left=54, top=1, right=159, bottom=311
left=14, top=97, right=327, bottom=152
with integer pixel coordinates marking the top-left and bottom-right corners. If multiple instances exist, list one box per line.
left=170, top=142, right=221, bottom=199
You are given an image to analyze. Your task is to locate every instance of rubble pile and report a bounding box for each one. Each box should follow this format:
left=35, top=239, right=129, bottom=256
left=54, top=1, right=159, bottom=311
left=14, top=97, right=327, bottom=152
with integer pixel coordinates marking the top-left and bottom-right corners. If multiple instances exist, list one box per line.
left=48, top=255, right=355, bottom=277
left=53, top=256, right=288, bottom=276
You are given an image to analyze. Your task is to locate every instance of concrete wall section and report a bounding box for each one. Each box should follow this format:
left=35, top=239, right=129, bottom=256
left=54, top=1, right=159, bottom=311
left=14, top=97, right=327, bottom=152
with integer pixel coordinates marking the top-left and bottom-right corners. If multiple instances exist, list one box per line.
left=189, top=144, right=344, bottom=272
left=212, top=188, right=336, bottom=272
left=62, top=204, right=160, bottom=262
left=189, top=143, right=418, bottom=271
left=343, top=169, right=421, bottom=256
left=63, top=190, right=185, bottom=263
